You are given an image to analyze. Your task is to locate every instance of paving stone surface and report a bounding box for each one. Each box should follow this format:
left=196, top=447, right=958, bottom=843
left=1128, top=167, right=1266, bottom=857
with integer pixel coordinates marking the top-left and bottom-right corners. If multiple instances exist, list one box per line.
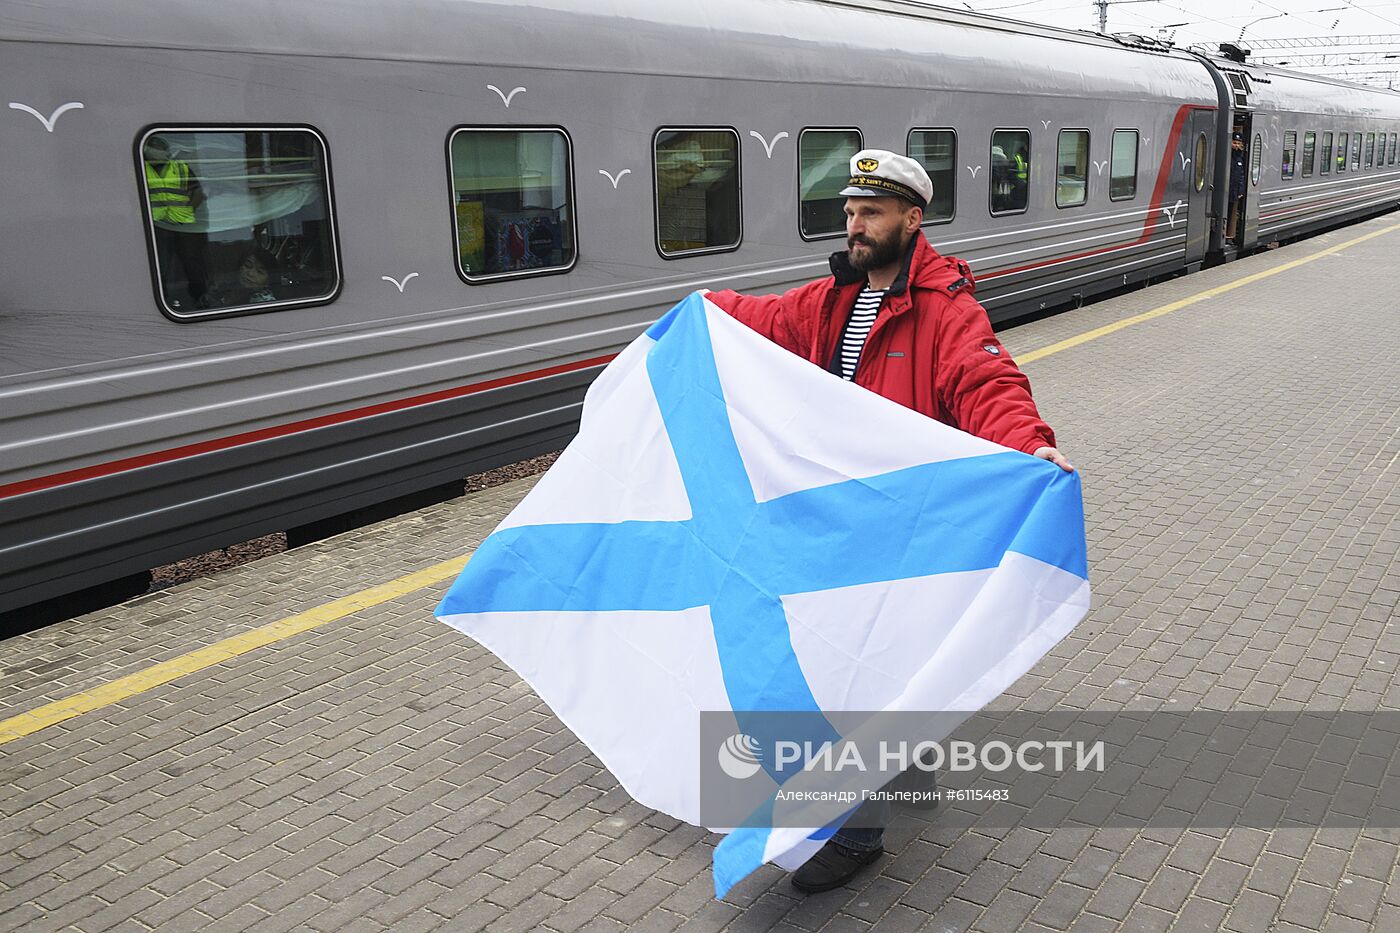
left=2, top=213, right=1398, bottom=931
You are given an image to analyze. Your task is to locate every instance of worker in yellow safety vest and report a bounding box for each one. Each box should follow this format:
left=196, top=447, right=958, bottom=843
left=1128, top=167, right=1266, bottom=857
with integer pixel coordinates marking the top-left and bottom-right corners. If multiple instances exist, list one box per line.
left=144, top=135, right=208, bottom=307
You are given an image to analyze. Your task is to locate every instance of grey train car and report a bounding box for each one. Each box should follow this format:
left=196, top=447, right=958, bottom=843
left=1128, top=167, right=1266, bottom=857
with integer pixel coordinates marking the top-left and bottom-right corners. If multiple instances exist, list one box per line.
left=1, top=0, right=1398, bottom=616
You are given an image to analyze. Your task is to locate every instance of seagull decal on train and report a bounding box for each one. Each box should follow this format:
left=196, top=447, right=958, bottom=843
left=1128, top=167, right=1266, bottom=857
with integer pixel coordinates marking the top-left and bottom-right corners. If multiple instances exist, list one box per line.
left=598, top=168, right=632, bottom=189
left=8, top=101, right=84, bottom=132
left=967, top=165, right=982, bottom=179
left=381, top=272, right=419, bottom=293
left=1093, top=160, right=1108, bottom=175
left=1179, top=152, right=1191, bottom=172
left=487, top=85, right=527, bottom=107
left=748, top=131, right=789, bottom=158
left=1160, top=200, right=1185, bottom=228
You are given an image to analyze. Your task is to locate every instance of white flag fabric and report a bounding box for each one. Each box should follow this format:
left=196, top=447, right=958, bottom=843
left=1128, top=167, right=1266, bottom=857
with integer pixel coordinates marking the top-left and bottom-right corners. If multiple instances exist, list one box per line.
left=436, top=292, right=1090, bottom=897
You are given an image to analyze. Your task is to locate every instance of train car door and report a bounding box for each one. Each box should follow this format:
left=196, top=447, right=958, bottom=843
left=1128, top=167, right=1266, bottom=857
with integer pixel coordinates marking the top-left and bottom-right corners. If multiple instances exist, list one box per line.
left=1236, top=116, right=1260, bottom=251
left=1183, top=109, right=1215, bottom=263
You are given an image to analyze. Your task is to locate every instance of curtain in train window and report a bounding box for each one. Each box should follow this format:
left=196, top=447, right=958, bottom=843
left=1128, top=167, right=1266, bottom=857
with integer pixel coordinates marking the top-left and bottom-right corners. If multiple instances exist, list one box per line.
left=1280, top=132, right=1296, bottom=180
left=449, top=128, right=576, bottom=281
left=907, top=129, right=956, bottom=222
left=990, top=129, right=1030, bottom=214
left=654, top=129, right=741, bottom=256
left=1301, top=132, right=1316, bottom=177
left=799, top=128, right=862, bottom=238
left=1320, top=133, right=1333, bottom=175
left=1055, top=130, right=1089, bottom=208
left=1109, top=129, right=1138, bottom=200
left=139, top=128, right=338, bottom=318
left=1336, top=133, right=1348, bottom=172
left=1365, top=133, right=1375, bottom=168
left=1351, top=133, right=1361, bottom=170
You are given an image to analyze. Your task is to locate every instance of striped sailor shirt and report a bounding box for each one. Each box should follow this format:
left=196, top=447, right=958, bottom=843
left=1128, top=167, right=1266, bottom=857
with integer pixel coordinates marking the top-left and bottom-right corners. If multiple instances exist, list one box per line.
left=836, top=285, right=885, bottom=381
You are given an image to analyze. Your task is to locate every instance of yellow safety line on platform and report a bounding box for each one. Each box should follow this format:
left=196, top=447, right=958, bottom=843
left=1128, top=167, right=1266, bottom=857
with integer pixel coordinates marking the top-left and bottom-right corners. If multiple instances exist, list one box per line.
left=3, top=220, right=1398, bottom=747
left=0, top=554, right=469, bottom=746
left=1018, top=221, right=1400, bottom=365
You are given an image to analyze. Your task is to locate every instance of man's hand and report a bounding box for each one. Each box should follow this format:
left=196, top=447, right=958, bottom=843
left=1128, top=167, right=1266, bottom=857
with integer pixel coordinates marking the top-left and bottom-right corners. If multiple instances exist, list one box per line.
left=1032, top=446, right=1075, bottom=472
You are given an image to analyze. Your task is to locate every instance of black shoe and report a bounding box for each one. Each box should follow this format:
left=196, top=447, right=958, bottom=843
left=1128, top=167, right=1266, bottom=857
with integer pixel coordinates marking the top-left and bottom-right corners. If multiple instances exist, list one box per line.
left=790, top=840, right=884, bottom=894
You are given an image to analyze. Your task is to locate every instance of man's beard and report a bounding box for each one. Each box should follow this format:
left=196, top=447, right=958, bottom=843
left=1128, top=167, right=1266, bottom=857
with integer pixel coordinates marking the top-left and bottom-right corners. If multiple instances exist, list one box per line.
left=847, top=227, right=905, bottom=273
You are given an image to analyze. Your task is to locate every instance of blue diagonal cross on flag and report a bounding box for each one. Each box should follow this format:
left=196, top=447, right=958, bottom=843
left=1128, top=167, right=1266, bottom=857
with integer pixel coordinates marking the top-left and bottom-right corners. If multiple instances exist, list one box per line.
left=437, top=292, right=1089, bottom=896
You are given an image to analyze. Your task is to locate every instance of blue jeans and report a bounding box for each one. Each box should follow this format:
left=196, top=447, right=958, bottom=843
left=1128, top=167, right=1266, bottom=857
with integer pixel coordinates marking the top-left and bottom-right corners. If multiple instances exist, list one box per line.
left=832, top=794, right=889, bottom=852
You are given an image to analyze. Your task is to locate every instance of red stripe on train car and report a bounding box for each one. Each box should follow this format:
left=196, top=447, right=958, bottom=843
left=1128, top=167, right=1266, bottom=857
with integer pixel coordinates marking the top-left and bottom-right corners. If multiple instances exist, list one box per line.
left=980, top=104, right=1212, bottom=281
left=0, top=353, right=617, bottom=501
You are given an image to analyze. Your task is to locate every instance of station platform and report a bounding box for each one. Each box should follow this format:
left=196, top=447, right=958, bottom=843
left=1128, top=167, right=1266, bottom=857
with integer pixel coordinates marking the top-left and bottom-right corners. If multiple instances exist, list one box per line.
left=2, top=213, right=1398, bottom=933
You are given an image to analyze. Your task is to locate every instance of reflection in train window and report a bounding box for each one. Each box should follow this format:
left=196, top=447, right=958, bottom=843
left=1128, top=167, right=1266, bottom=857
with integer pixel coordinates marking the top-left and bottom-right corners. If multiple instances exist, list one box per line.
left=654, top=128, right=741, bottom=257
left=1365, top=132, right=1375, bottom=168
left=990, top=129, right=1030, bottom=215
left=1351, top=133, right=1361, bottom=170
left=1336, top=133, right=1348, bottom=172
left=1251, top=135, right=1262, bottom=186
left=139, top=128, right=338, bottom=319
left=1301, top=132, right=1315, bottom=177
left=449, top=128, right=576, bottom=282
left=1194, top=133, right=1209, bottom=191
left=800, top=128, right=862, bottom=239
left=907, top=129, right=956, bottom=223
left=1390, top=133, right=1397, bottom=164
left=1281, top=132, right=1296, bottom=180
left=1320, top=132, right=1333, bottom=175
left=1055, top=130, right=1089, bottom=208
left=1109, top=129, right=1138, bottom=200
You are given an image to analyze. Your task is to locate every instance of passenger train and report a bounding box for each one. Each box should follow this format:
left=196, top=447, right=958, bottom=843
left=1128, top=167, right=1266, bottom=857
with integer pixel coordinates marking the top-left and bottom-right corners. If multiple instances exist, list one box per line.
left=3, top=0, right=1399, bottom=616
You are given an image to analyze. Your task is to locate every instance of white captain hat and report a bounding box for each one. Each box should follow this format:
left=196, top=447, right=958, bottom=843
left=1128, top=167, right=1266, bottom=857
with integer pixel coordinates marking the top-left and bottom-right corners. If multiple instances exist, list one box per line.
left=839, top=149, right=933, bottom=209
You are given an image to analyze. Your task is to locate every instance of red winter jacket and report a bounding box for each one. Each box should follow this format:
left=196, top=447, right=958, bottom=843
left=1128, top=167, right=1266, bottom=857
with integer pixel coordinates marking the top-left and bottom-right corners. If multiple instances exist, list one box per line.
left=707, top=235, right=1056, bottom=455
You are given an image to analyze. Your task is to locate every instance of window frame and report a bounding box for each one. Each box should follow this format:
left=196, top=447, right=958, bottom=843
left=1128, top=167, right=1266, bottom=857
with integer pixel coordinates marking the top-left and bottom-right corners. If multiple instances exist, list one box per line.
left=906, top=127, right=958, bottom=226
left=1194, top=132, right=1210, bottom=191
left=1054, top=128, right=1091, bottom=210
left=1109, top=128, right=1139, bottom=202
left=796, top=126, right=864, bottom=242
left=651, top=125, right=743, bottom=260
left=1351, top=132, right=1362, bottom=170
left=136, top=124, right=343, bottom=323
left=1301, top=131, right=1316, bottom=177
left=1250, top=134, right=1263, bottom=187
left=1281, top=131, right=1296, bottom=180
left=1365, top=132, right=1376, bottom=169
left=989, top=127, right=1032, bottom=217
left=1337, top=132, right=1348, bottom=173
left=1320, top=132, right=1333, bottom=175
left=446, top=124, right=579, bottom=285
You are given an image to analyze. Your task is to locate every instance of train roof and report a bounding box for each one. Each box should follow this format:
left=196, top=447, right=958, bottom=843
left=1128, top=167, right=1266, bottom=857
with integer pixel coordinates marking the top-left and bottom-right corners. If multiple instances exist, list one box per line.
left=3, top=0, right=1217, bottom=103
left=1205, top=55, right=1400, bottom=119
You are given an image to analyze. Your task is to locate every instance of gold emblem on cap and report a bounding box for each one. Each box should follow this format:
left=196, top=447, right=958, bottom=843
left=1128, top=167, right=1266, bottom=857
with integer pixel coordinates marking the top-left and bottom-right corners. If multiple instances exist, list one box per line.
left=856, top=158, right=879, bottom=173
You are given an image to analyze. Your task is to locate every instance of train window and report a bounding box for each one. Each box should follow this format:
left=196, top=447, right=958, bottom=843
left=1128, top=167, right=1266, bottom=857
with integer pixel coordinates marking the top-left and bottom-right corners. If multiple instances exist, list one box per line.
left=1390, top=132, right=1397, bottom=164
left=1336, top=133, right=1348, bottom=173
left=1351, top=133, right=1361, bottom=170
left=1301, top=132, right=1316, bottom=177
left=907, top=129, right=956, bottom=223
left=654, top=128, right=741, bottom=257
left=990, top=129, right=1030, bottom=215
left=1109, top=129, right=1138, bottom=200
left=1194, top=133, right=1209, bottom=191
left=1320, top=133, right=1333, bottom=175
left=449, top=128, right=576, bottom=282
left=1055, top=130, right=1089, bottom=208
left=138, top=128, right=338, bottom=320
left=799, top=128, right=863, bottom=239
left=1281, top=132, right=1296, bottom=180
left=1251, top=135, right=1262, bottom=186
left=1365, top=133, right=1375, bottom=168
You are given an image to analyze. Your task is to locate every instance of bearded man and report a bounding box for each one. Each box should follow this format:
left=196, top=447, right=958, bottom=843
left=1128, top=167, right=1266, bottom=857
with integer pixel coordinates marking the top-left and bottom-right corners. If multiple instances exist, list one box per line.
left=703, top=149, right=1072, bottom=892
